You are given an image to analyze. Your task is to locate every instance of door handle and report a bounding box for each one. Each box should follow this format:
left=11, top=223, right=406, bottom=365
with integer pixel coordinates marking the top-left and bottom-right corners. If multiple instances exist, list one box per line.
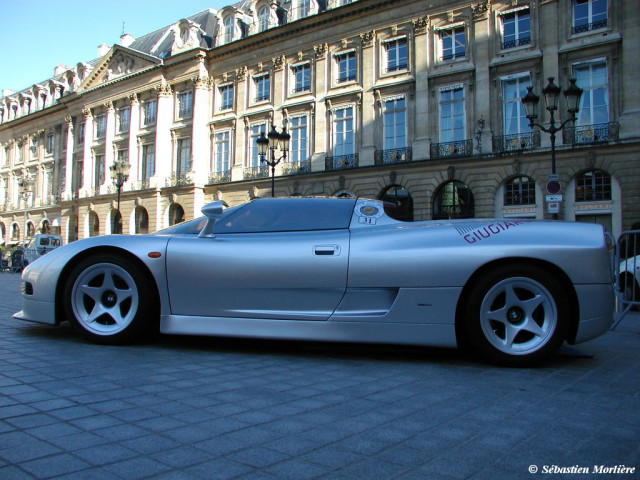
left=314, top=245, right=341, bottom=256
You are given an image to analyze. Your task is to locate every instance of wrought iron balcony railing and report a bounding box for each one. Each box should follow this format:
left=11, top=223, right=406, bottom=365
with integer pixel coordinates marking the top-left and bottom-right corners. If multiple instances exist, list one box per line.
left=281, top=160, right=312, bottom=175
left=165, top=173, right=191, bottom=187
left=501, top=36, right=531, bottom=50
left=325, top=153, right=359, bottom=171
left=208, top=170, right=232, bottom=184
left=244, top=165, right=269, bottom=180
left=572, top=19, right=608, bottom=35
left=492, top=131, right=540, bottom=153
left=562, top=122, right=619, bottom=145
left=430, top=139, right=473, bottom=159
left=374, top=147, right=413, bottom=165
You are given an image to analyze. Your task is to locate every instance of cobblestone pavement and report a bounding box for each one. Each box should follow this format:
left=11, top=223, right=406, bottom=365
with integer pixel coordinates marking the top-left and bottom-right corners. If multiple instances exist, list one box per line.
left=0, top=272, right=639, bottom=480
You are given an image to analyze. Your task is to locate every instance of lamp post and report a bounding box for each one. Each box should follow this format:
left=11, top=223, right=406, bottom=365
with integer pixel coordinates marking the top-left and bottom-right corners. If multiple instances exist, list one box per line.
left=522, top=77, right=583, bottom=219
left=109, top=160, right=130, bottom=234
left=257, top=124, right=290, bottom=197
left=17, top=171, right=34, bottom=244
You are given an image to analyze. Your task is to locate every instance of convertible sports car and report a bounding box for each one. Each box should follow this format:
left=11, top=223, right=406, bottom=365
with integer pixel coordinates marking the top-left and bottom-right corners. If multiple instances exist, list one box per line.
left=14, top=197, right=613, bottom=366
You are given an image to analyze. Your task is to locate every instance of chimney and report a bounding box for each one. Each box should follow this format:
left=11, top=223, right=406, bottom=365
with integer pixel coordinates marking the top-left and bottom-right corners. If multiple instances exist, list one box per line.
left=97, top=43, right=110, bottom=57
left=54, top=64, right=69, bottom=76
left=120, top=33, right=135, bottom=47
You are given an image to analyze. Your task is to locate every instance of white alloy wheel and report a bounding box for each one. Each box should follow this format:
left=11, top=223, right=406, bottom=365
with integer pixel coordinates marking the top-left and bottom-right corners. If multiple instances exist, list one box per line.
left=70, top=262, right=140, bottom=337
left=479, top=277, right=557, bottom=356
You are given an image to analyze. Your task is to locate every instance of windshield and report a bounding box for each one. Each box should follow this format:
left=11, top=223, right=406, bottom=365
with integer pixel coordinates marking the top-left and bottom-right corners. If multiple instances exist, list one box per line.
left=155, top=204, right=245, bottom=235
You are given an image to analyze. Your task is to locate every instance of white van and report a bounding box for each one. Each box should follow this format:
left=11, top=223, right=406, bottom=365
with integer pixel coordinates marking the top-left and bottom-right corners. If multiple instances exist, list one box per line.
left=23, top=234, right=63, bottom=264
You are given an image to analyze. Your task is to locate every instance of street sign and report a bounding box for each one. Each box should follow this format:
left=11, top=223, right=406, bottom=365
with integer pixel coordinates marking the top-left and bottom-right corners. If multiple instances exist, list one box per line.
left=546, top=180, right=561, bottom=195
left=546, top=194, right=563, bottom=202
left=547, top=174, right=560, bottom=181
left=547, top=202, right=560, bottom=214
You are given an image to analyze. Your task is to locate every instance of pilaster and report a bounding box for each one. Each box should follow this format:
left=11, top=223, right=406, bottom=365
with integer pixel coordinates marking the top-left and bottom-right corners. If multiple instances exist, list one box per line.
left=154, top=81, right=174, bottom=185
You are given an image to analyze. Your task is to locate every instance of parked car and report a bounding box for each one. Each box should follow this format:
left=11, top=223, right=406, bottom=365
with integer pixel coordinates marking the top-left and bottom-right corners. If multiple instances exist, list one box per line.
left=14, top=197, right=614, bottom=366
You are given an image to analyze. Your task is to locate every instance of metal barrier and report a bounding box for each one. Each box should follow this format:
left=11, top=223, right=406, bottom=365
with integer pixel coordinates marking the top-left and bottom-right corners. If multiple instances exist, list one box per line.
left=612, top=229, right=640, bottom=330
left=0, top=248, right=41, bottom=274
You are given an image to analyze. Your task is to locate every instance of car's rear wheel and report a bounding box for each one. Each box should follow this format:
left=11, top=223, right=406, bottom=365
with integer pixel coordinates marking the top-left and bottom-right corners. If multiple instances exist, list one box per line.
left=63, top=253, right=156, bottom=344
left=463, top=264, right=569, bottom=366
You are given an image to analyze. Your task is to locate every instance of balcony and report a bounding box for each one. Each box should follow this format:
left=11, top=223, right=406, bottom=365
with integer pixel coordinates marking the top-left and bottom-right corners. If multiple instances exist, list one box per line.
left=281, top=160, right=311, bottom=175
left=492, top=131, right=540, bottom=154
left=208, top=170, right=232, bottom=184
left=244, top=165, right=269, bottom=180
left=375, top=147, right=413, bottom=165
left=164, top=173, right=192, bottom=187
left=563, top=122, right=619, bottom=145
left=572, top=19, right=608, bottom=35
left=325, top=154, right=359, bottom=171
left=430, top=140, right=473, bottom=159
left=501, top=36, right=531, bottom=50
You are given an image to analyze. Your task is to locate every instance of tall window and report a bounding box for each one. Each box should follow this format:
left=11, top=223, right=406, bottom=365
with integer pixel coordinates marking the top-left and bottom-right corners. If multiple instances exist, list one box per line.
left=177, top=90, right=193, bottom=119
left=336, top=51, right=357, bottom=83
left=439, top=86, right=465, bottom=142
left=46, top=134, right=55, bottom=154
left=292, top=64, right=311, bottom=93
left=573, top=0, right=607, bottom=34
left=433, top=181, right=474, bottom=220
left=224, top=16, right=234, bottom=43
left=504, top=176, right=535, bottom=205
left=77, top=123, right=85, bottom=144
left=500, top=8, right=531, bottom=49
left=95, top=114, right=106, bottom=139
left=118, top=107, right=130, bottom=133
left=573, top=60, right=608, bottom=126
left=214, top=131, right=230, bottom=172
left=141, top=144, right=155, bottom=182
left=502, top=74, right=532, bottom=135
left=384, top=38, right=408, bottom=72
left=135, top=207, right=149, bottom=234
left=289, top=116, right=308, bottom=164
left=333, top=106, right=355, bottom=157
left=176, top=138, right=191, bottom=177
left=219, top=84, right=234, bottom=110
left=383, top=97, right=407, bottom=150
left=143, top=100, right=156, bottom=126
left=254, top=75, right=270, bottom=102
left=250, top=124, right=266, bottom=167
left=258, top=6, right=270, bottom=32
left=575, top=170, right=611, bottom=201
left=439, top=25, right=466, bottom=61
left=94, top=154, right=105, bottom=190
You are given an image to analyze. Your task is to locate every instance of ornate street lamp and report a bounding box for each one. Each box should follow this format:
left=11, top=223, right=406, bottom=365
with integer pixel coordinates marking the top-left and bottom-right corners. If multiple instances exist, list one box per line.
left=522, top=77, right=583, bottom=219
left=109, top=160, right=130, bottom=233
left=17, top=171, right=35, bottom=244
left=256, top=123, right=290, bottom=197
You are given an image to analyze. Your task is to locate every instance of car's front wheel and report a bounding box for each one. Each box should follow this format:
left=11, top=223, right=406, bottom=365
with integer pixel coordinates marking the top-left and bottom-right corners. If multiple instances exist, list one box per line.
left=462, top=264, right=569, bottom=366
left=63, top=253, right=156, bottom=344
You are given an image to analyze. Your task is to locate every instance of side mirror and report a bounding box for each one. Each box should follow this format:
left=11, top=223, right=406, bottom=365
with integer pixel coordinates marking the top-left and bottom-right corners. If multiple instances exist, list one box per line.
left=198, top=201, right=225, bottom=237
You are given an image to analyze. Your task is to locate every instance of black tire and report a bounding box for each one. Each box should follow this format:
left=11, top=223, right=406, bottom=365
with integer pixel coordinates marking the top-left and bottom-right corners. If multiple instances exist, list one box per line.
left=63, top=253, right=157, bottom=344
left=462, top=264, right=570, bottom=367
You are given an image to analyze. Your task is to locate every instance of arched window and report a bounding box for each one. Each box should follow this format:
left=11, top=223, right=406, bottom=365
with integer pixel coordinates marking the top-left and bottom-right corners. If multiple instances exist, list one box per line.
left=26, top=222, right=35, bottom=239
left=11, top=223, right=19, bottom=241
left=224, top=16, right=234, bottom=43
left=379, top=185, right=414, bottom=221
left=88, top=211, right=100, bottom=237
left=504, top=176, right=535, bottom=206
left=433, top=180, right=474, bottom=220
left=0, top=222, right=5, bottom=243
left=169, top=204, right=185, bottom=226
left=575, top=169, right=611, bottom=202
left=135, top=206, right=149, bottom=234
left=258, top=6, right=270, bottom=32
left=41, top=219, right=51, bottom=234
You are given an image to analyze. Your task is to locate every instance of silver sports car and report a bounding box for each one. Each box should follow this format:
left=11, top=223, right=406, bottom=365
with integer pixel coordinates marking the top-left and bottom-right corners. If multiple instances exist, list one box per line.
left=14, top=197, right=613, bottom=366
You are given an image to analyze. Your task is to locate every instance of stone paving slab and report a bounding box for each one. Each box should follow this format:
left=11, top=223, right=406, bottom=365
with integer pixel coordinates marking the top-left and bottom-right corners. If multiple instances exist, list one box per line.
left=0, top=272, right=639, bottom=479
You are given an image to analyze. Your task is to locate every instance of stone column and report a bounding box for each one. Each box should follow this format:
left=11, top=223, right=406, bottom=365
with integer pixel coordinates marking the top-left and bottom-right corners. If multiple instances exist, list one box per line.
left=80, top=108, right=93, bottom=198
left=63, top=116, right=74, bottom=201
left=359, top=31, right=376, bottom=167
left=190, top=76, right=212, bottom=187
left=312, top=43, right=328, bottom=172
left=128, top=93, right=141, bottom=186
left=154, top=81, right=174, bottom=187
left=412, top=17, right=430, bottom=160
left=472, top=4, right=493, bottom=154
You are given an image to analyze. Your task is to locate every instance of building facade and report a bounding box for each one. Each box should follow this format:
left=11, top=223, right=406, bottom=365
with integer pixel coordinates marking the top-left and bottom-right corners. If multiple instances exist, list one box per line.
left=1, top=0, right=638, bottom=246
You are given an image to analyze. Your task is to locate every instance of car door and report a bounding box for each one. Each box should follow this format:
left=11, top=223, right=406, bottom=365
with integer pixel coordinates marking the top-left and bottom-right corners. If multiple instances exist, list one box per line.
left=165, top=198, right=354, bottom=321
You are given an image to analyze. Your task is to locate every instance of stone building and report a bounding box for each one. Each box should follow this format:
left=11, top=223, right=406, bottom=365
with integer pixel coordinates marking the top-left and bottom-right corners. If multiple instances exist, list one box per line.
left=0, top=0, right=638, bottom=246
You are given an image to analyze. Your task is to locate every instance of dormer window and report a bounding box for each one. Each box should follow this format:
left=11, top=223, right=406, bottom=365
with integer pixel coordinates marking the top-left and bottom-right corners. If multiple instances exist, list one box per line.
left=258, top=6, right=270, bottom=32
left=224, top=16, right=234, bottom=43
